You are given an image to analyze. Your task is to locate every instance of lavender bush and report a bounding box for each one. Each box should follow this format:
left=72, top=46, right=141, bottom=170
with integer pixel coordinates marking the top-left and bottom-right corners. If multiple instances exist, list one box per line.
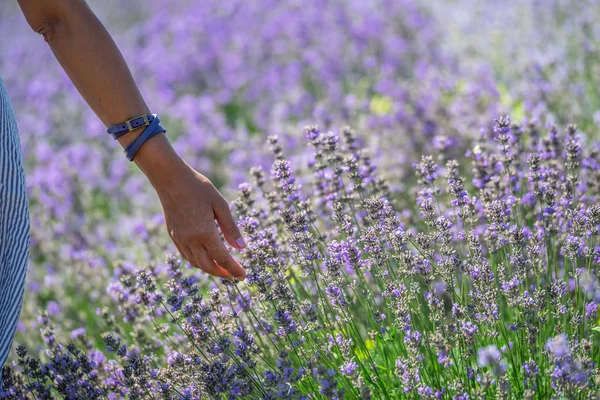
left=3, top=118, right=600, bottom=399
left=0, top=0, right=498, bottom=369
left=2, top=0, right=600, bottom=398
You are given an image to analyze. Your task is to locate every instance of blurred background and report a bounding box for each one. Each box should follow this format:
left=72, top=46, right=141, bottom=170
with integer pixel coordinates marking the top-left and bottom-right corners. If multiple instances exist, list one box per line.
left=0, top=0, right=599, bottom=360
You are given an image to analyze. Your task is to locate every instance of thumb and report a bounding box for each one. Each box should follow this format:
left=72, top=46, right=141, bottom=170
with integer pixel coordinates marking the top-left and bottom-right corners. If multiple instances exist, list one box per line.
left=213, top=198, right=246, bottom=250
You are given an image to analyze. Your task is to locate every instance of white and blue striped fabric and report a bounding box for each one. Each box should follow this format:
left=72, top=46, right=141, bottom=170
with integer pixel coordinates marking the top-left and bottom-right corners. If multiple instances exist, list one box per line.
left=0, top=75, right=30, bottom=381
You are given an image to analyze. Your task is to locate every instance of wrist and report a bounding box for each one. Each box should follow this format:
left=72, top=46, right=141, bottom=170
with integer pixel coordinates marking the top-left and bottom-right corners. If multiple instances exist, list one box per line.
left=129, top=133, right=189, bottom=189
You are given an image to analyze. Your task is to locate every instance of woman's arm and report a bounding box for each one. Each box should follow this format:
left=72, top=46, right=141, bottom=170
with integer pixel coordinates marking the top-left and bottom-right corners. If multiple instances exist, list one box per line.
left=17, top=0, right=247, bottom=279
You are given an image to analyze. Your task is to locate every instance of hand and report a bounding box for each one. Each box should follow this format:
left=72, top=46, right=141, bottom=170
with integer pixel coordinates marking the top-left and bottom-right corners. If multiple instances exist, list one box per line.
left=155, top=165, right=247, bottom=279
left=134, top=135, right=247, bottom=279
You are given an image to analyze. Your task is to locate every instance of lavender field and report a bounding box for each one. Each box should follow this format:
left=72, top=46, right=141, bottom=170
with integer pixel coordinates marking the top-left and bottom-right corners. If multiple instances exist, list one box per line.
left=1, top=0, right=600, bottom=398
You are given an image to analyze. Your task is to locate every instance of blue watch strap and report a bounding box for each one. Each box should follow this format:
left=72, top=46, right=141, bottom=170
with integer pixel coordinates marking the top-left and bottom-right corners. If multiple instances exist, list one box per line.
left=107, top=114, right=156, bottom=140
left=124, top=114, right=166, bottom=161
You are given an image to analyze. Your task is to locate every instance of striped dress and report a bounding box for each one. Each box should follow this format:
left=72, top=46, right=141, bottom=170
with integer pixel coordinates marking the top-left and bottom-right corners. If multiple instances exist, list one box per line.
left=0, top=75, right=30, bottom=380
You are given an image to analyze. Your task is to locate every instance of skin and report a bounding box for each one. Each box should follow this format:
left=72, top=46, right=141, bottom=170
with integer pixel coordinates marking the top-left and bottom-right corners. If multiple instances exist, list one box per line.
left=16, top=0, right=247, bottom=279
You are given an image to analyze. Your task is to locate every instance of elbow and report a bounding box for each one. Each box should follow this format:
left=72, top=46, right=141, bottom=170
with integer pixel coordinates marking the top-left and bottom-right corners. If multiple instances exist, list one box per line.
left=34, top=19, right=60, bottom=43
left=18, top=0, right=66, bottom=43
left=19, top=0, right=92, bottom=44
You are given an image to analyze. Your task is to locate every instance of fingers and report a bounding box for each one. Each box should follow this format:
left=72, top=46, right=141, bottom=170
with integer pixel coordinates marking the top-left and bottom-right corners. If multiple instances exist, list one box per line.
left=177, top=236, right=237, bottom=280
left=204, top=232, right=247, bottom=280
left=174, top=241, right=195, bottom=267
left=189, top=245, right=230, bottom=278
left=213, top=197, right=246, bottom=250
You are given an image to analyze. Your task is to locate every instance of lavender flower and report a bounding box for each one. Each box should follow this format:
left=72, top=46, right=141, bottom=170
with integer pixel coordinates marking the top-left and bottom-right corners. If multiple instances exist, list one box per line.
left=477, top=345, right=506, bottom=376
left=2, top=2, right=600, bottom=390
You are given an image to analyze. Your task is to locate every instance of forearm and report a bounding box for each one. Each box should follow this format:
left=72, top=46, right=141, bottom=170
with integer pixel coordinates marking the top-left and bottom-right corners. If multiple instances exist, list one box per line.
left=17, top=0, right=183, bottom=185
